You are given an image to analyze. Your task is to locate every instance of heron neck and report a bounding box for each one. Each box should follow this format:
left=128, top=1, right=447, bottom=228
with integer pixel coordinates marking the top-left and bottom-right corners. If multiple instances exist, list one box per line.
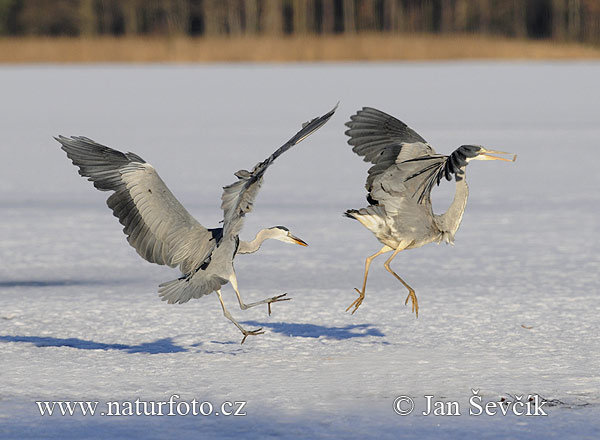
left=237, top=228, right=275, bottom=254
left=434, top=174, right=469, bottom=243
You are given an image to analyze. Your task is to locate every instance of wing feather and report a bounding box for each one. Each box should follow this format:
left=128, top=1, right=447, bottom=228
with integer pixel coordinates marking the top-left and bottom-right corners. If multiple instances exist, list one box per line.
left=348, top=109, right=476, bottom=216
left=57, top=135, right=217, bottom=275
left=345, top=107, right=435, bottom=195
left=220, top=105, right=336, bottom=238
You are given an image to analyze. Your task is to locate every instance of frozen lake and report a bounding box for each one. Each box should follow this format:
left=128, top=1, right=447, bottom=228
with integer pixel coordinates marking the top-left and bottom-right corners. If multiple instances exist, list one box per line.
left=1, top=62, right=599, bottom=439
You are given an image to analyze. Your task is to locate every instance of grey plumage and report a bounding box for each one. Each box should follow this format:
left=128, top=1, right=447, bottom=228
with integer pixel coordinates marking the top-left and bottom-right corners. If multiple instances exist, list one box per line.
left=220, top=110, right=334, bottom=239
left=345, top=106, right=428, bottom=199
left=344, top=107, right=515, bottom=316
left=57, top=104, right=336, bottom=342
left=58, top=137, right=216, bottom=278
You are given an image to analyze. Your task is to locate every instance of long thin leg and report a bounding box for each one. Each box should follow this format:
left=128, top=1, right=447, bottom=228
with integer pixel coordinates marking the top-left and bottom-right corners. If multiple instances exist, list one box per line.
left=215, top=289, right=265, bottom=344
left=346, top=245, right=393, bottom=314
left=229, top=273, right=291, bottom=316
left=383, top=248, right=419, bottom=318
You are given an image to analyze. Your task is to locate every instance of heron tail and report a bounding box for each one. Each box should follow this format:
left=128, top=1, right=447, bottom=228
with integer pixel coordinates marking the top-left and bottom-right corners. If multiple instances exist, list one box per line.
left=158, top=278, right=205, bottom=304
left=158, top=272, right=227, bottom=304
left=158, top=278, right=195, bottom=304
left=344, top=206, right=388, bottom=233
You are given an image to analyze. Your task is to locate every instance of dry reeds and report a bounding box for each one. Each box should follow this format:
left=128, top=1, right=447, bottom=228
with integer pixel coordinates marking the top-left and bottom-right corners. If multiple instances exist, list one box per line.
left=1, top=34, right=599, bottom=63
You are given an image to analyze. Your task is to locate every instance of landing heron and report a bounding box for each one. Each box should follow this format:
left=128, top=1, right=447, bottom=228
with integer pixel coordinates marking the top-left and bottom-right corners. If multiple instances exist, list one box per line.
left=344, top=107, right=515, bottom=317
left=57, top=105, right=336, bottom=343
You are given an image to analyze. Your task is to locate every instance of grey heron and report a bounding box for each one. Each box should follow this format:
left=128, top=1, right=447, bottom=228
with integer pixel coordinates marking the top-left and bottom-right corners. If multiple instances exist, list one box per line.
left=57, top=105, right=336, bottom=343
left=344, top=107, right=515, bottom=317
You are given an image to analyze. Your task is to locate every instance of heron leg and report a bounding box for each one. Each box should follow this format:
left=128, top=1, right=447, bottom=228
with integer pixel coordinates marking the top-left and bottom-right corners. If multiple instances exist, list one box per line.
left=346, top=245, right=393, bottom=314
left=229, top=273, right=291, bottom=316
left=215, top=289, right=265, bottom=344
left=383, top=248, right=419, bottom=318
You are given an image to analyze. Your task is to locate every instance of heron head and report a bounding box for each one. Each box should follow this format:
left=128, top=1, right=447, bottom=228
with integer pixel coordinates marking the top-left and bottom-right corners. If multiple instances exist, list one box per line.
left=268, top=226, right=308, bottom=246
left=462, top=145, right=517, bottom=162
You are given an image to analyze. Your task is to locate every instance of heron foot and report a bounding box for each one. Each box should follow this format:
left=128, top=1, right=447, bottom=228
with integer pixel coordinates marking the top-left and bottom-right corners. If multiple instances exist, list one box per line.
left=267, top=293, right=291, bottom=316
left=346, top=288, right=365, bottom=314
left=240, top=327, right=265, bottom=344
left=404, top=290, right=419, bottom=318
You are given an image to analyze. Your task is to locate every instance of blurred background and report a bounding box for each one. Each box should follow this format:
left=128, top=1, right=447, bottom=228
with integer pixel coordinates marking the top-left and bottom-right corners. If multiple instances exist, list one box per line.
left=1, top=0, right=599, bottom=62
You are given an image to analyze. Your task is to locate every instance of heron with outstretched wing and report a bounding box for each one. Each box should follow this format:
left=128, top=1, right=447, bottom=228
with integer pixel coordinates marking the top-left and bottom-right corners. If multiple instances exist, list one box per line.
left=57, top=105, right=336, bottom=343
left=344, top=107, right=515, bottom=316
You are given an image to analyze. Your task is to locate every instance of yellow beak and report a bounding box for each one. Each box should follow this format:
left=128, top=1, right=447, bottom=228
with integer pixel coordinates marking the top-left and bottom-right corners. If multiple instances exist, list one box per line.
left=479, top=148, right=517, bottom=162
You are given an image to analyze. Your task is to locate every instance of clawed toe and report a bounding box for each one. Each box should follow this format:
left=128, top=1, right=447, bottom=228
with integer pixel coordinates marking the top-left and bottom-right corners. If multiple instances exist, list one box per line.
left=404, top=290, right=419, bottom=318
left=267, top=293, right=292, bottom=315
left=240, top=327, right=265, bottom=344
left=346, top=289, right=365, bottom=314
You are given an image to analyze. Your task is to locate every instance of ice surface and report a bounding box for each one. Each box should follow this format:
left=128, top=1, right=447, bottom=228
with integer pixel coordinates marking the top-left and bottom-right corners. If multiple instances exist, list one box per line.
left=1, top=62, right=599, bottom=439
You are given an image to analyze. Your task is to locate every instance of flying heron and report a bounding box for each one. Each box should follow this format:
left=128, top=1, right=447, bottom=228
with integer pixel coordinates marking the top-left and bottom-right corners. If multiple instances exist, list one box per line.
left=344, top=107, right=515, bottom=317
left=57, top=105, right=336, bottom=343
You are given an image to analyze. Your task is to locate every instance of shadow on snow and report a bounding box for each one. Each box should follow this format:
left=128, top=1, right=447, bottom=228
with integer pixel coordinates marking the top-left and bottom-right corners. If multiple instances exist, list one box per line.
left=242, top=321, right=385, bottom=340
left=0, top=335, right=187, bottom=354
left=0, top=322, right=386, bottom=354
left=0, top=279, right=113, bottom=288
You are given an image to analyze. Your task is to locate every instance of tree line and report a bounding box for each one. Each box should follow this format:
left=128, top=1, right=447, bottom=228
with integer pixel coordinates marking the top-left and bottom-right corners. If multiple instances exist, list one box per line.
left=1, top=0, right=599, bottom=44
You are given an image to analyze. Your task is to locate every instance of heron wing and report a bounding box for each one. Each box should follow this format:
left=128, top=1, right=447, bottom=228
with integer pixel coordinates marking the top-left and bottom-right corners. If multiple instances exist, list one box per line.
left=345, top=107, right=436, bottom=194
left=57, top=136, right=217, bottom=275
left=397, top=143, right=476, bottom=205
left=371, top=150, right=456, bottom=214
left=220, top=105, right=337, bottom=238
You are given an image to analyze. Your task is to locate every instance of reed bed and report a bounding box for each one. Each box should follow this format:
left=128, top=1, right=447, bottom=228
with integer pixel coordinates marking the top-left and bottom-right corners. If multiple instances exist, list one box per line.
left=2, top=34, right=599, bottom=63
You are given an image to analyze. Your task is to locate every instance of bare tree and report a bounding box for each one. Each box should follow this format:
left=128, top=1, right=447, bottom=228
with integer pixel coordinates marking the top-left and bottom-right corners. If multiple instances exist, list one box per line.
left=245, top=0, right=259, bottom=34
left=512, top=0, right=527, bottom=38
left=567, top=0, right=581, bottom=40
left=322, top=0, right=335, bottom=34
left=477, top=0, right=492, bottom=34
left=454, top=0, right=468, bottom=32
left=79, top=0, right=97, bottom=36
left=552, top=0, right=566, bottom=40
left=357, top=0, right=375, bottom=31
left=203, top=0, right=225, bottom=36
left=2, top=0, right=600, bottom=44
left=263, top=0, right=283, bottom=35
left=582, top=0, right=600, bottom=43
left=292, top=0, right=306, bottom=34
left=227, top=0, right=242, bottom=35
left=343, top=0, right=356, bottom=33
left=439, top=0, right=454, bottom=33
left=383, top=0, right=405, bottom=32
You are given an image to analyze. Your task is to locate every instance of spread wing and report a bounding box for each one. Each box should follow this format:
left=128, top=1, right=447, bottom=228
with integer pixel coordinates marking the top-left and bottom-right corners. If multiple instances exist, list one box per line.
left=345, top=107, right=434, bottom=194
left=220, top=104, right=337, bottom=239
left=345, top=106, right=467, bottom=208
left=57, top=136, right=217, bottom=275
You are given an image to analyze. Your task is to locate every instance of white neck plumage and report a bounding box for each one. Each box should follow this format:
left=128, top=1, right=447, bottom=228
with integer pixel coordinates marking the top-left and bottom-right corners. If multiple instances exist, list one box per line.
left=237, top=228, right=282, bottom=254
left=434, top=173, right=469, bottom=244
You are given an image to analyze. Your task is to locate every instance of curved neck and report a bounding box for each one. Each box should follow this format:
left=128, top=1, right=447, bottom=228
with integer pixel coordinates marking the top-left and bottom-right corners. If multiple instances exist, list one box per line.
left=237, top=228, right=276, bottom=254
left=434, top=174, right=469, bottom=244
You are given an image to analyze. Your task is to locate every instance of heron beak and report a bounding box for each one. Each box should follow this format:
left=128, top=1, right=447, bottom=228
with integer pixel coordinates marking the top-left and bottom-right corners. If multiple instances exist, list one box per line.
left=478, top=148, right=517, bottom=162
left=290, top=234, right=308, bottom=246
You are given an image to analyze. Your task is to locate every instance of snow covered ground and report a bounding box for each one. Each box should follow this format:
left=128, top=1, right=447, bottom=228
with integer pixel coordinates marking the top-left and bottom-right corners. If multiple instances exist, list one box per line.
left=1, top=62, right=599, bottom=439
